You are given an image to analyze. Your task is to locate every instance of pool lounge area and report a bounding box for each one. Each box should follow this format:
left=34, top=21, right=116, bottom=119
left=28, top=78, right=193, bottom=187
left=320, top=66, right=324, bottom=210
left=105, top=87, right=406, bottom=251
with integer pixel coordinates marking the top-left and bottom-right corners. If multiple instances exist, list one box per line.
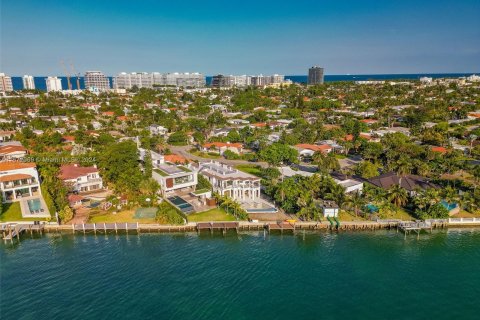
left=240, top=199, right=278, bottom=214
left=19, top=196, right=50, bottom=218
left=167, top=196, right=195, bottom=214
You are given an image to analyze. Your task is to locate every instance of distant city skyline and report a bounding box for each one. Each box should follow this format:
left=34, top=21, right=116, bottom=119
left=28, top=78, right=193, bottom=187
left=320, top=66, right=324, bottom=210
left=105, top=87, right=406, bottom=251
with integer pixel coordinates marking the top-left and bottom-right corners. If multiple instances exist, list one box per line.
left=1, top=0, right=479, bottom=75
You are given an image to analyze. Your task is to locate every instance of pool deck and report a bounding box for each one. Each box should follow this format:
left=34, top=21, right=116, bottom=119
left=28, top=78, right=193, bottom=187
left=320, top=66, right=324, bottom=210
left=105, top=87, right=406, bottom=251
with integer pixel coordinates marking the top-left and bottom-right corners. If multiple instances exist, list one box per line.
left=19, top=196, right=50, bottom=218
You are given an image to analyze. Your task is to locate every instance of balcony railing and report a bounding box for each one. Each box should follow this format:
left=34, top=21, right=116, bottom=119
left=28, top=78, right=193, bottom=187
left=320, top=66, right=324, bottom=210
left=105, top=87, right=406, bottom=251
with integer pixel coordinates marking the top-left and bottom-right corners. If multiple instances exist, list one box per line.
left=2, top=180, right=38, bottom=189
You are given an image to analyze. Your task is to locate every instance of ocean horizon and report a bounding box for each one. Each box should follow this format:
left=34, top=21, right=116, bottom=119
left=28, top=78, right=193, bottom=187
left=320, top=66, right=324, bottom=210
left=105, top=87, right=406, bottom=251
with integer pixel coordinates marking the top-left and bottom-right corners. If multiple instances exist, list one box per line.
left=10, top=73, right=478, bottom=91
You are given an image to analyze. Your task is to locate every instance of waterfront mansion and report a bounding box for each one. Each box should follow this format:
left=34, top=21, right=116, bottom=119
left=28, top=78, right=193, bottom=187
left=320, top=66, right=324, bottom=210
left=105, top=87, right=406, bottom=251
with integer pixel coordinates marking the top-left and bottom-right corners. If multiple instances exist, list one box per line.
left=59, top=164, right=103, bottom=193
left=0, top=162, right=41, bottom=202
left=198, top=161, right=260, bottom=201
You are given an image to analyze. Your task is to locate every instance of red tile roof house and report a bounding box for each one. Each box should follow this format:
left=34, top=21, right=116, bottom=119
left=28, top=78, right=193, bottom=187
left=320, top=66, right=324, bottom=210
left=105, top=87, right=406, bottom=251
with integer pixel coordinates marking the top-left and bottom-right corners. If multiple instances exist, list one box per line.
left=431, top=146, right=448, bottom=154
left=0, top=162, right=42, bottom=202
left=59, top=164, right=103, bottom=193
left=294, top=144, right=333, bottom=158
left=0, top=145, right=28, bottom=160
left=62, top=135, right=76, bottom=145
left=360, top=119, right=378, bottom=125
left=201, top=142, right=244, bottom=155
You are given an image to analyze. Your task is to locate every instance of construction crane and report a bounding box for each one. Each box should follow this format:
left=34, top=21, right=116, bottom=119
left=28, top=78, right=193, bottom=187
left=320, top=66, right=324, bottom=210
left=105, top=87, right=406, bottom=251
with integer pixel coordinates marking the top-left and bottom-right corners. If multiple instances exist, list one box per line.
left=70, top=62, right=81, bottom=90
left=60, top=60, right=72, bottom=90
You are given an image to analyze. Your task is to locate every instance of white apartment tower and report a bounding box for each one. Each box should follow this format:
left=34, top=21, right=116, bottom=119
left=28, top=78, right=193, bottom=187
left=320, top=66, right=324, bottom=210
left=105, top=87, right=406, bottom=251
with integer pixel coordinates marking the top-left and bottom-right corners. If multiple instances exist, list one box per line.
left=45, top=76, right=62, bottom=92
left=113, top=72, right=205, bottom=89
left=84, top=71, right=110, bottom=91
left=22, top=75, right=35, bottom=90
left=0, top=73, right=13, bottom=92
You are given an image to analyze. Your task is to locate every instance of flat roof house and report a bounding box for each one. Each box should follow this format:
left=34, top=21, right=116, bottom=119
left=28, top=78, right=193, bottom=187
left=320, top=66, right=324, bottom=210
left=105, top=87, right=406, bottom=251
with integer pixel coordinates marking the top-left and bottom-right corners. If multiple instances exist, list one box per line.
left=0, top=162, right=41, bottom=202
left=59, top=164, right=103, bottom=193
left=152, top=163, right=198, bottom=196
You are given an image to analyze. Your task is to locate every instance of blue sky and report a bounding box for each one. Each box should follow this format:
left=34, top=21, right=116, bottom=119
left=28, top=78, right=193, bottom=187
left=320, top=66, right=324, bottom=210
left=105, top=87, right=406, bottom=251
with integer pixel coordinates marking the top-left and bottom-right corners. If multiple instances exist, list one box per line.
left=1, top=0, right=479, bottom=75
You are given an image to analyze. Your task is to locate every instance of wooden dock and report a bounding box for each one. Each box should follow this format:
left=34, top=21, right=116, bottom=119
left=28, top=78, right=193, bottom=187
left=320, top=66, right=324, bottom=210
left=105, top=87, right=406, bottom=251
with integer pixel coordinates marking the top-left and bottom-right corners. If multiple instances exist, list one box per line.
left=266, top=222, right=295, bottom=233
left=2, top=223, right=44, bottom=243
left=1, top=218, right=457, bottom=242
left=398, top=221, right=433, bottom=236
left=196, top=222, right=239, bottom=234
left=72, top=222, right=140, bottom=234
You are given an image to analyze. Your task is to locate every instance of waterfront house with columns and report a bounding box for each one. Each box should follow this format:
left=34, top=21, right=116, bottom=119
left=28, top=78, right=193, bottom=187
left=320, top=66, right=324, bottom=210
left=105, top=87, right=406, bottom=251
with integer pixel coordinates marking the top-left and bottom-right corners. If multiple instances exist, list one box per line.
left=198, top=161, right=260, bottom=201
left=59, top=164, right=103, bottom=193
left=0, top=162, right=41, bottom=202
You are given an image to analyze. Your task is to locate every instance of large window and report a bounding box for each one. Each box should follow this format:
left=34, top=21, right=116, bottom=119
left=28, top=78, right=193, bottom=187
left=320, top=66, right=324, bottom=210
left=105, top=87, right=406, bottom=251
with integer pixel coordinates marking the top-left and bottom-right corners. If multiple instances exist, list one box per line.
left=174, top=175, right=193, bottom=185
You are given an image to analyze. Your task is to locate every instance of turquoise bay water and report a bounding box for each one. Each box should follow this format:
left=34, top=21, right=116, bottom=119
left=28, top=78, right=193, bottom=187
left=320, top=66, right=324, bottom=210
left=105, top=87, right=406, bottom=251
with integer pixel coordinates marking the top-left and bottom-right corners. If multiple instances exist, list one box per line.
left=1, top=229, right=480, bottom=320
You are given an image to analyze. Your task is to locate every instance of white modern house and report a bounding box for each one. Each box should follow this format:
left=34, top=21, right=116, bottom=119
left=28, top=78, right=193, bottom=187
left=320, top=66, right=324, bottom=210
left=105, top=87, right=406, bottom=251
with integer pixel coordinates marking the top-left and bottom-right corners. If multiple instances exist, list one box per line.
left=0, top=162, right=41, bottom=202
left=149, top=124, right=168, bottom=136
left=198, top=161, right=260, bottom=201
left=59, top=164, right=103, bottom=193
left=153, top=163, right=198, bottom=196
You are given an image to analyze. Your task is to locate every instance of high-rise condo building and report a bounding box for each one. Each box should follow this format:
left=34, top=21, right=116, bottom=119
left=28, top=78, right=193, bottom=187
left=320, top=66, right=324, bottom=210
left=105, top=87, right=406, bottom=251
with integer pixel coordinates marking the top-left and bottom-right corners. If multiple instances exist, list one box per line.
left=22, top=75, right=35, bottom=90
left=84, top=71, right=110, bottom=91
left=308, top=66, right=324, bottom=85
left=113, top=72, right=205, bottom=89
left=0, top=73, right=13, bottom=92
left=211, top=74, right=285, bottom=88
left=45, top=76, right=62, bottom=92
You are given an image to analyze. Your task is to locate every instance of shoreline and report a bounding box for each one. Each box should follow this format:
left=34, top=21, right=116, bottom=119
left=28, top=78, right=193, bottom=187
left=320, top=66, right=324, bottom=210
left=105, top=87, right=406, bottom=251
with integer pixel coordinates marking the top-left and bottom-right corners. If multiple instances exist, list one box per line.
left=3, top=218, right=480, bottom=241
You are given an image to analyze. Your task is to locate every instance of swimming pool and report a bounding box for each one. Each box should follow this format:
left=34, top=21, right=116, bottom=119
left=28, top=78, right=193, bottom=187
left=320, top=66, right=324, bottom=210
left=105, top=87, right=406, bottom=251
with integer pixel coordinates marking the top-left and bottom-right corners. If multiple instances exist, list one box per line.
left=167, top=196, right=194, bottom=214
left=27, top=199, right=42, bottom=213
left=441, top=200, right=457, bottom=211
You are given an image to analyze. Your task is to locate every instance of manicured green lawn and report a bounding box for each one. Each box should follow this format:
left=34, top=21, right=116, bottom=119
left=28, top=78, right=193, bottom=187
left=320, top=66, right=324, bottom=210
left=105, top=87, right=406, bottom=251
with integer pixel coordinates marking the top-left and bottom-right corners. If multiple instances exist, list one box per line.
left=377, top=207, right=415, bottom=221
left=452, top=210, right=480, bottom=218
left=0, top=202, right=49, bottom=222
left=89, top=209, right=156, bottom=223
left=187, top=207, right=236, bottom=222
left=234, top=164, right=262, bottom=177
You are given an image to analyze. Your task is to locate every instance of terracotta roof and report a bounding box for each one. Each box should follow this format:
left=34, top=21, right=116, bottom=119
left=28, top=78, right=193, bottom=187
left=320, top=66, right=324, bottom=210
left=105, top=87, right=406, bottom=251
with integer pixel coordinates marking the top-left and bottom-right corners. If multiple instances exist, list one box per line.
left=0, top=173, right=33, bottom=182
left=295, top=144, right=332, bottom=152
left=360, top=119, right=378, bottom=124
left=359, top=133, right=372, bottom=140
left=0, top=162, right=36, bottom=171
left=62, top=135, right=75, bottom=142
left=0, top=145, right=27, bottom=155
left=102, top=111, right=115, bottom=116
left=431, top=146, right=448, bottom=153
left=368, top=172, right=438, bottom=192
left=252, top=122, right=267, bottom=127
left=68, top=194, right=84, bottom=202
left=59, top=164, right=99, bottom=180
left=164, top=154, right=187, bottom=164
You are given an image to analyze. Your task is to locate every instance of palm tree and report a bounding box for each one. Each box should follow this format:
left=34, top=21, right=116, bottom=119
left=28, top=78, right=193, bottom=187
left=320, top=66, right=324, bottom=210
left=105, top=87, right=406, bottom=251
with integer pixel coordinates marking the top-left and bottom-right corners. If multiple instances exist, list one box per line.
left=396, top=156, right=413, bottom=186
left=325, top=183, right=346, bottom=208
left=346, top=192, right=365, bottom=217
left=388, top=185, right=408, bottom=207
